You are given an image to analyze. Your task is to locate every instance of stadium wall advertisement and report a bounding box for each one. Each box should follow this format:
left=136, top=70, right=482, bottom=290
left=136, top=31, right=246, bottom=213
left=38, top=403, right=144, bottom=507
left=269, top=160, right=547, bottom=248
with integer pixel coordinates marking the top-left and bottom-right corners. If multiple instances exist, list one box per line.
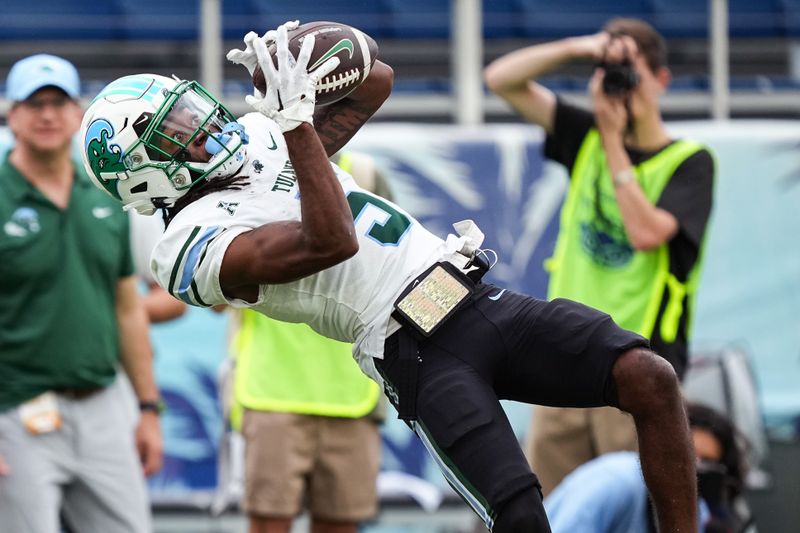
left=2, top=121, right=799, bottom=508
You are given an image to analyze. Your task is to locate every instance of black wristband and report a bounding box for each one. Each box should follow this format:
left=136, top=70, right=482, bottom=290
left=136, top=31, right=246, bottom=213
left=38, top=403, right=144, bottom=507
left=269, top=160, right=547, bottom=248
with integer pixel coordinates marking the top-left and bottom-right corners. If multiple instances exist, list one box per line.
left=139, top=399, right=165, bottom=415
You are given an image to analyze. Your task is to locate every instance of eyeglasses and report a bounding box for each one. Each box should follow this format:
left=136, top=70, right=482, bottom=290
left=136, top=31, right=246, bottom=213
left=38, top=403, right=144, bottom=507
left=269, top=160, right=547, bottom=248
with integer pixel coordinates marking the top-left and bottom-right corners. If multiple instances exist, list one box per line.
left=18, top=95, right=74, bottom=111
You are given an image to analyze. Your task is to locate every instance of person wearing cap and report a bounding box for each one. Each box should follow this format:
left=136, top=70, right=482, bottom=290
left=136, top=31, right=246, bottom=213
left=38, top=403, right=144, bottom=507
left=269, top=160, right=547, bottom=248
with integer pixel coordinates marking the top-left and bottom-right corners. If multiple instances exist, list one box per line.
left=0, top=54, right=163, bottom=533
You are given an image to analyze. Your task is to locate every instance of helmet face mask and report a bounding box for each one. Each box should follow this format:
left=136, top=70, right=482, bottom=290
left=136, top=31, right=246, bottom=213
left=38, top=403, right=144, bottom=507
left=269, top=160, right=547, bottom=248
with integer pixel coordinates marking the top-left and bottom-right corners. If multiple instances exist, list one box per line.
left=81, top=75, right=248, bottom=215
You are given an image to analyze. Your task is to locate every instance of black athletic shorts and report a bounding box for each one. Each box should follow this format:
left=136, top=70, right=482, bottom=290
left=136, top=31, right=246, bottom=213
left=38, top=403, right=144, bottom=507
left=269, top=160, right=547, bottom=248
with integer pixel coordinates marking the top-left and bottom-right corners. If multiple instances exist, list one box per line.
left=375, top=282, right=647, bottom=530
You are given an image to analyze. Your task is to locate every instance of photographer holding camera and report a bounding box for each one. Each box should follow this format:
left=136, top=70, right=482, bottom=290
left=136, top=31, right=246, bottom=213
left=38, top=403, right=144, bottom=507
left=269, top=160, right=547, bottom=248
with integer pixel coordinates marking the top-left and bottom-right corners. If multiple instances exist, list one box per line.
left=485, top=18, right=715, bottom=494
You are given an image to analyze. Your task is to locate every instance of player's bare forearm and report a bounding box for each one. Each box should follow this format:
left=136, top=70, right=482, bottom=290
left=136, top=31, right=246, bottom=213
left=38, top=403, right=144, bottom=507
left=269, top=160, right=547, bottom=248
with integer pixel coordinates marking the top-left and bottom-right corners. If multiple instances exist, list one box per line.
left=286, top=123, right=356, bottom=258
left=221, top=123, right=357, bottom=299
left=315, top=60, right=393, bottom=156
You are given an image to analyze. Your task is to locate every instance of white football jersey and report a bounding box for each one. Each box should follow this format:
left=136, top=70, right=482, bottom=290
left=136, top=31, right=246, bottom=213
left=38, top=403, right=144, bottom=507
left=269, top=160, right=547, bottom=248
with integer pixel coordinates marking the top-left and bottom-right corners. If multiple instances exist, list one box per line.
left=151, top=113, right=460, bottom=382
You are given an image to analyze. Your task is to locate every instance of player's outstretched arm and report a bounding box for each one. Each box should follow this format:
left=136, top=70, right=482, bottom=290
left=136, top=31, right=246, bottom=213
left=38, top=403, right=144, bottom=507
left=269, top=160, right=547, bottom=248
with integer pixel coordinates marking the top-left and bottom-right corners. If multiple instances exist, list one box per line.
left=220, top=123, right=357, bottom=303
left=314, top=60, right=393, bottom=157
left=220, top=27, right=358, bottom=303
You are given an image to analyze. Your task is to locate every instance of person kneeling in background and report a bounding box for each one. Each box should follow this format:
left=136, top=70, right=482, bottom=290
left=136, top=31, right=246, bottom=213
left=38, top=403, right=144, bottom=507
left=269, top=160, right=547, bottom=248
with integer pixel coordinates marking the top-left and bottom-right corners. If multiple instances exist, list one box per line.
left=545, top=402, right=755, bottom=533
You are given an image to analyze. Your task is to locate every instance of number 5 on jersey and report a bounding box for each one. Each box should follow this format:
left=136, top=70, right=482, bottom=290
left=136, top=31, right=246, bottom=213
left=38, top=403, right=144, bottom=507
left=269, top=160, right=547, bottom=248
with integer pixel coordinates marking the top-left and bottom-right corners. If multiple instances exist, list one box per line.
left=347, top=191, right=411, bottom=246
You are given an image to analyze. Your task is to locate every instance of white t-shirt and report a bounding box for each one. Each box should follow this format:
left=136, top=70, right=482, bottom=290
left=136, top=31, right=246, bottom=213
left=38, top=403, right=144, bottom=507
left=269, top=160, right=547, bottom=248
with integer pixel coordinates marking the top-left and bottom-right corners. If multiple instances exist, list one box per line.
left=129, top=210, right=165, bottom=283
left=151, top=113, right=461, bottom=382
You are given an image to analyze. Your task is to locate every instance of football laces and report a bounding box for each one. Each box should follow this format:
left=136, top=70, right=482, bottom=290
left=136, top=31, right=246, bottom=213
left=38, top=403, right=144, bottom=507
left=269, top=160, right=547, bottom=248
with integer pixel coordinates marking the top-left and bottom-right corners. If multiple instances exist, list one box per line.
left=316, top=69, right=361, bottom=93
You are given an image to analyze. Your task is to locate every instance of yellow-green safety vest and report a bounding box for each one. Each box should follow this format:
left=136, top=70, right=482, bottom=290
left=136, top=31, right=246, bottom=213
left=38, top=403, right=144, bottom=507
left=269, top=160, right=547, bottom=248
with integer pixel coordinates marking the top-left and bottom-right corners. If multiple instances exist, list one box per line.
left=230, top=153, right=380, bottom=430
left=232, top=312, right=380, bottom=424
left=547, top=129, right=706, bottom=342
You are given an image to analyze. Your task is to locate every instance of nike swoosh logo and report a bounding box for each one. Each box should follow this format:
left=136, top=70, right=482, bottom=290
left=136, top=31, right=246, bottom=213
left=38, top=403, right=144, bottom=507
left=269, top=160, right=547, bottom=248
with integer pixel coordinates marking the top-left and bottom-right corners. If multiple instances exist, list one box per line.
left=133, top=113, right=150, bottom=130
left=488, top=289, right=506, bottom=301
left=267, top=131, right=277, bottom=150
left=308, top=39, right=354, bottom=71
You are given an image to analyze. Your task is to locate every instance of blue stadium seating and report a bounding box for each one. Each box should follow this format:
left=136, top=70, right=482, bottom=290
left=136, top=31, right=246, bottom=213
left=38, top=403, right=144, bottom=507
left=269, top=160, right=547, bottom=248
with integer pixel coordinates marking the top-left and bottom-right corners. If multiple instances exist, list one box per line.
left=669, top=75, right=709, bottom=92
left=0, top=0, right=796, bottom=42
left=538, top=76, right=591, bottom=91
left=483, top=0, right=524, bottom=39
left=393, top=78, right=451, bottom=93
left=1, top=0, right=792, bottom=102
left=651, top=0, right=785, bottom=38
left=116, top=0, right=289, bottom=41
left=383, top=0, right=451, bottom=39
left=729, top=0, right=784, bottom=37
left=223, top=0, right=260, bottom=39
left=247, top=0, right=391, bottom=39
left=515, top=0, right=654, bottom=39
left=649, top=0, right=709, bottom=38
left=117, top=0, right=199, bottom=40
left=780, top=0, right=800, bottom=37
left=0, top=0, right=122, bottom=40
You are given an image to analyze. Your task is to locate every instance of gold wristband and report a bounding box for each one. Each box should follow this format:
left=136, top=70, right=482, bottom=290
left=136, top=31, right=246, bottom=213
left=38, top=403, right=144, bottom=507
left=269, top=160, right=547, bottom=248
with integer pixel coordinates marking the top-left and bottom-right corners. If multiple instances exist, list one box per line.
left=613, top=168, right=636, bottom=187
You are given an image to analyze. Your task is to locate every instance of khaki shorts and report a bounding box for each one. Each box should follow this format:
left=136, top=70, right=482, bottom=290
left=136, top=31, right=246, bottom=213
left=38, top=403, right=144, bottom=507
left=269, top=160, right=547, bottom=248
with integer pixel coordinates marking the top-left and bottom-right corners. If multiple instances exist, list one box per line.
left=242, top=410, right=381, bottom=521
left=525, top=405, right=638, bottom=495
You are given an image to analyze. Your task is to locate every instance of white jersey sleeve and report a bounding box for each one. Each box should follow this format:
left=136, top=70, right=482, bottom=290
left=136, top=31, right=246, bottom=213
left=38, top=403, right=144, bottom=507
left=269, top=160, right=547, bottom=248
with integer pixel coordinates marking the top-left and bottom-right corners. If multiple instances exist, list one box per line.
left=129, top=210, right=165, bottom=283
left=150, top=112, right=285, bottom=308
left=151, top=221, right=248, bottom=307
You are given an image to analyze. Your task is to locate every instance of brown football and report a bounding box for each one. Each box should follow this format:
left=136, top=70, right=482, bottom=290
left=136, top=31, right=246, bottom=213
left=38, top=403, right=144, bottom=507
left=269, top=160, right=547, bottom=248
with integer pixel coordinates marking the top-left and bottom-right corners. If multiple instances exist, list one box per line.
left=252, top=21, right=379, bottom=106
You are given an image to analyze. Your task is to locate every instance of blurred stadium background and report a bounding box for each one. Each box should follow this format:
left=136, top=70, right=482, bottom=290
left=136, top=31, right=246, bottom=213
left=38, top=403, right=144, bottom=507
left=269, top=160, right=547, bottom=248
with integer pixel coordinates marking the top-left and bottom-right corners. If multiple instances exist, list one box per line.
left=2, top=1, right=800, bottom=532
left=6, top=0, right=800, bottom=120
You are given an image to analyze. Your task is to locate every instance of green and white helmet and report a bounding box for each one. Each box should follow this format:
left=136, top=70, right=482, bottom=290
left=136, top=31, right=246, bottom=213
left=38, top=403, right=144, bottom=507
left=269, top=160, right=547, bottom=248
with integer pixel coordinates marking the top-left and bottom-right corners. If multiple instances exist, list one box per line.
left=80, top=74, right=248, bottom=215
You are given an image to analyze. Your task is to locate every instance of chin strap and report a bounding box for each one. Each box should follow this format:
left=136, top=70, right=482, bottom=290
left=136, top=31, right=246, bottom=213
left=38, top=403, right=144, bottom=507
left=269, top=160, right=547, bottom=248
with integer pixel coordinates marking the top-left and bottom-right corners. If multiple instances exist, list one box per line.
left=202, top=122, right=249, bottom=180
left=205, top=122, right=249, bottom=156
left=124, top=198, right=160, bottom=216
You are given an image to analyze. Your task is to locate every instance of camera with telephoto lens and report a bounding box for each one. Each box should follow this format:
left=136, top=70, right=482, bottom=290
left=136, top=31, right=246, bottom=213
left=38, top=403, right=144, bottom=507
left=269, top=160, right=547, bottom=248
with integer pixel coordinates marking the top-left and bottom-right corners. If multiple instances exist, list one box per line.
left=600, top=56, right=640, bottom=95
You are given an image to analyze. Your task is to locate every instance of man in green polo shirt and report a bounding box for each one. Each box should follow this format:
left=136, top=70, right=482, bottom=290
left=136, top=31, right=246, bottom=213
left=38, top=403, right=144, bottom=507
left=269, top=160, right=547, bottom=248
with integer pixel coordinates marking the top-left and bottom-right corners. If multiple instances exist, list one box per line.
left=0, top=54, right=163, bottom=533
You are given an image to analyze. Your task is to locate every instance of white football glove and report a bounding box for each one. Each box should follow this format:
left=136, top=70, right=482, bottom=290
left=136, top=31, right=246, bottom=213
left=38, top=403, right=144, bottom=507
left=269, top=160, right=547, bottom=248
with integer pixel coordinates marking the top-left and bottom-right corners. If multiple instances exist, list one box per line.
left=245, top=24, right=340, bottom=132
left=225, top=20, right=300, bottom=76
